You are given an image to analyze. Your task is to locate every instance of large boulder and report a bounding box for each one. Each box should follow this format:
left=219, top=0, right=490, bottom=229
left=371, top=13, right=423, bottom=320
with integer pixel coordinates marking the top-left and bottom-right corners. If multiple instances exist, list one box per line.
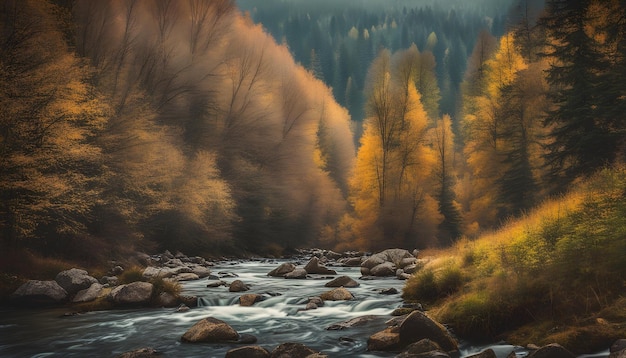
left=304, top=257, right=337, bottom=275
left=268, top=263, right=296, bottom=277
left=325, top=275, right=359, bottom=288
left=109, top=282, right=153, bottom=305
left=181, top=317, right=239, bottom=343
left=320, top=287, right=354, bottom=301
left=72, top=282, right=104, bottom=303
left=527, top=344, right=575, bottom=358
left=12, top=280, right=68, bottom=303
left=270, top=342, right=325, bottom=358
left=284, top=268, right=308, bottom=279
left=226, top=346, right=270, bottom=358
left=55, top=268, right=98, bottom=295
left=398, top=310, right=458, bottom=353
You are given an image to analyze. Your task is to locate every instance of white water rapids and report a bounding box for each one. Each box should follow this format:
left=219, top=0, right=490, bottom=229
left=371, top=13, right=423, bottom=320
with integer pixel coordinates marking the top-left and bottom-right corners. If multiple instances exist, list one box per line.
left=0, top=259, right=610, bottom=357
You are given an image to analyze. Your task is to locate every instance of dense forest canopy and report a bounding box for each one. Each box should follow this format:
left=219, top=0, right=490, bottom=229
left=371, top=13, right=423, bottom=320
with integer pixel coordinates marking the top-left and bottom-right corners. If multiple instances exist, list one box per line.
left=0, top=0, right=625, bottom=266
left=237, top=0, right=519, bottom=124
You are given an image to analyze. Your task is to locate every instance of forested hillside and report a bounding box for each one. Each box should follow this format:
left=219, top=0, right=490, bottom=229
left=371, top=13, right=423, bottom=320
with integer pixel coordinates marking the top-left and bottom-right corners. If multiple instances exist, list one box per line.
left=0, top=0, right=625, bottom=268
left=237, top=0, right=518, bottom=124
left=0, top=0, right=355, bottom=263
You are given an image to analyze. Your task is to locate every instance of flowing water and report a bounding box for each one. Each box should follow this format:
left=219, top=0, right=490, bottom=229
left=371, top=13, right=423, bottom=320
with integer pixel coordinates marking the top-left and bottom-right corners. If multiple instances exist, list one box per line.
left=0, top=259, right=609, bottom=357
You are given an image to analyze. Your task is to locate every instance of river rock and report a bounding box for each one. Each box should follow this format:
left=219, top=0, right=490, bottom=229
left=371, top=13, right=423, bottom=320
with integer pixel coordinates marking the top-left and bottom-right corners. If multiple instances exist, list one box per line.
left=320, top=287, right=354, bottom=301
left=466, top=348, right=497, bottom=358
left=370, top=262, right=397, bottom=276
left=399, top=257, right=417, bottom=268
left=142, top=266, right=174, bottom=279
left=164, top=258, right=184, bottom=268
left=380, top=287, right=399, bottom=295
left=55, top=268, right=98, bottom=295
left=190, top=265, right=211, bottom=278
left=270, top=342, right=325, bottom=358
left=611, top=340, right=626, bottom=355
left=361, top=255, right=386, bottom=270
left=100, top=276, right=119, bottom=286
left=339, top=257, right=364, bottom=266
left=225, top=345, right=270, bottom=358
left=324, top=250, right=342, bottom=260
left=12, top=280, right=68, bottom=303
left=117, top=347, right=160, bottom=357
left=367, top=327, right=401, bottom=351
left=179, top=295, right=198, bottom=307
left=327, top=315, right=380, bottom=330
left=324, top=275, right=359, bottom=288
left=239, top=293, right=263, bottom=306
left=72, top=282, right=104, bottom=303
left=611, top=350, right=626, bottom=358
left=398, top=310, right=458, bottom=353
left=173, top=272, right=200, bottom=281
left=308, top=296, right=324, bottom=307
left=268, top=263, right=296, bottom=277
left=396, top=269, right=412, bottom=280
left=229, top=280, right=250, bottom=292
left=206, top=280, right=227, bottom=288
left=304, top=257, right=337, bottom=275
left=527, top=343, right=575, bottom=358
left=361, top=249, right=415, bottom=277
left=181, top=317, right=239, bottom=343
left=396, top=339, right=443, bottom=357
left=109, top=282, right=153, bottom=305
left=403, top=264, right=419, bottom=274
left=157, top=292, right=178, bottom=307
left=175, top=303, right=190, bottom=312
left=285, top=268, right=308, bottom=279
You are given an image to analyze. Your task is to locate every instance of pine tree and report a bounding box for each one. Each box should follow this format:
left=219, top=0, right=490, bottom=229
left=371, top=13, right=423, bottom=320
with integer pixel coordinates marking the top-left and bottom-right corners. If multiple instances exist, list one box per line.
left=541, top=0, right=616, bottom=189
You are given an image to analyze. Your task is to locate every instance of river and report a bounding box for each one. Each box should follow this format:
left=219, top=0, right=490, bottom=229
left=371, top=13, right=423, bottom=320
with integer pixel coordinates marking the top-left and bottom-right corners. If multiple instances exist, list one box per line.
left=0, top=259, right=610, bottom=357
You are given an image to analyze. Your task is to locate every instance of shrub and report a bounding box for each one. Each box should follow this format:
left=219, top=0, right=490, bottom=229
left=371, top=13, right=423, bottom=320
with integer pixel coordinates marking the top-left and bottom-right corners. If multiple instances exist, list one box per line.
left=438, top=265, right=464, bottom=296
left=150, top=276, right=181, bottom=297
left=403, top=269, right=438, bottom=302
left=402, top=263, right=464, bottom=303
left=118, top=266, right=146, bottom=284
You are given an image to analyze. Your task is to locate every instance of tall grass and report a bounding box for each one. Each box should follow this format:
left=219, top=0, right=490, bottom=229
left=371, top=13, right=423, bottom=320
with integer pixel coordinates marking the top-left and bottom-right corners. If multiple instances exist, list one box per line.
left=405, top=167, right=626, bottom=346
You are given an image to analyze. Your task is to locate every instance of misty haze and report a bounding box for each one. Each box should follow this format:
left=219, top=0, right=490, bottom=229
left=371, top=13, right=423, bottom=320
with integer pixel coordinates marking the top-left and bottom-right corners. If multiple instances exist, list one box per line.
left=1, top=0, right=625, bottom=357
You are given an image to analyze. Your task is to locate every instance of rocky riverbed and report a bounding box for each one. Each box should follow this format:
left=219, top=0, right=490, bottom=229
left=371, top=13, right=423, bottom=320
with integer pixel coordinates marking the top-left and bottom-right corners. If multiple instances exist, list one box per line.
left=2, top=249, right=621, bottom=357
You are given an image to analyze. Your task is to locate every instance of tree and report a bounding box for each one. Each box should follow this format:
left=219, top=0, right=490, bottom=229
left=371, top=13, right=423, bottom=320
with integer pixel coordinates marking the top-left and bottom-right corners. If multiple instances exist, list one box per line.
left=431, top=115, right=463, bottom=243
left=540, top=0, right=617, bottom=190
left=350, top=49, right=438, bottom=250
left=0, top=0, right=108, bottom=257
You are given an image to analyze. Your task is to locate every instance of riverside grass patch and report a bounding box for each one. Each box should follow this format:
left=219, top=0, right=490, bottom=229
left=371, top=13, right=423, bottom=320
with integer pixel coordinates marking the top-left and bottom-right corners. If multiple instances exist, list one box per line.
left=410, top=167, right=626, bottom=344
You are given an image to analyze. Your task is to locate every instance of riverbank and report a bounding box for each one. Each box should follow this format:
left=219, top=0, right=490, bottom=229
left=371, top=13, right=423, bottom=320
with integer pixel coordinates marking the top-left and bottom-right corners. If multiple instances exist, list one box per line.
left=401, top=169, right=626, bottom=355
left=1, top=248, right=623, bottom=357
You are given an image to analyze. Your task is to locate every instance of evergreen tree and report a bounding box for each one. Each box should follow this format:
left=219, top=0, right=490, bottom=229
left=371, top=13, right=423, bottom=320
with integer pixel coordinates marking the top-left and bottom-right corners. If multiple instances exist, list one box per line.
left=540, top=0, right=616, bottom=189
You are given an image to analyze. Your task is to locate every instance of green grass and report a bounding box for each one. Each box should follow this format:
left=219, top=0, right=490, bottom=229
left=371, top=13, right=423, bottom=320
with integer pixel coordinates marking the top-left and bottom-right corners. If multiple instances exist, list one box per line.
left=404, top=166, right=626, bottom=352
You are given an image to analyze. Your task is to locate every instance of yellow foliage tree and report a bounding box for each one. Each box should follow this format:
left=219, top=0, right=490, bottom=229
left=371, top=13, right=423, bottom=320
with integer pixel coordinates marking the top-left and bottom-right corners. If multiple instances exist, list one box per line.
left=350, top=49, right=439, bottom=250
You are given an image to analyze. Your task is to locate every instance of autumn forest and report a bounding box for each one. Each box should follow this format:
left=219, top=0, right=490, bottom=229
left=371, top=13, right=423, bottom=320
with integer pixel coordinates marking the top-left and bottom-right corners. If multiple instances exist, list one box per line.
left=1, top=0, right=625, bottom=266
